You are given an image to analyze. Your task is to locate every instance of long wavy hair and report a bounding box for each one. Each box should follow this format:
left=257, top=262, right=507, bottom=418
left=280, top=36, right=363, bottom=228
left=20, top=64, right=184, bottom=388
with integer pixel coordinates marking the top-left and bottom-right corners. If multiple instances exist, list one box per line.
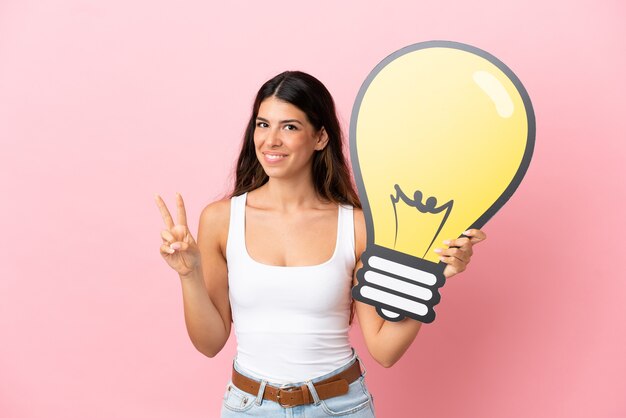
left=230, top=71, right=361, bottom=209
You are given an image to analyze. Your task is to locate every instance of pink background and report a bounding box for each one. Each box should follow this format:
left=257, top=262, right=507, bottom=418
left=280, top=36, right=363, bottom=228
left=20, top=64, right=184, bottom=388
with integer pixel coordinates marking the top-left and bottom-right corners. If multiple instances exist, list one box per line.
left=1, top=0, right=624, bottom=417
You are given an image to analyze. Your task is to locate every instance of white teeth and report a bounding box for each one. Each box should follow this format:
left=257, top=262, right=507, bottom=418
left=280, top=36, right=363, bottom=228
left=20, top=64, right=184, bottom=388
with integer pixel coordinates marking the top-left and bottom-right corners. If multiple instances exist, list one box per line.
left=265, top=154, right=285, bottom=160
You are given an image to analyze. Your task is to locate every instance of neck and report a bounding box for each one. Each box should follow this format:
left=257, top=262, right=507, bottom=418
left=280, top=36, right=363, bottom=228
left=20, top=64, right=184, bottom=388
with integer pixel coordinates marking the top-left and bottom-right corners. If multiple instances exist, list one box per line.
left=259, top=172, right=323, bottom=211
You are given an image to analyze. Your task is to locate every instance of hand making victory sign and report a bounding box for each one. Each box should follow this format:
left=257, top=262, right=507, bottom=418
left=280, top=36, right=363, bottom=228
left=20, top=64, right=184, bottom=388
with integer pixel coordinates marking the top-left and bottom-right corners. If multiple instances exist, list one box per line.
left=155, top=192, right=201, bottom=277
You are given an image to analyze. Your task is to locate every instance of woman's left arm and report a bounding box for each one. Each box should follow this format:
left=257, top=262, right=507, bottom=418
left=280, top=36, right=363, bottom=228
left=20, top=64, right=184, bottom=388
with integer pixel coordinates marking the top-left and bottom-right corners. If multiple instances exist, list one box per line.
left=352, top=209, right=487, bottom=368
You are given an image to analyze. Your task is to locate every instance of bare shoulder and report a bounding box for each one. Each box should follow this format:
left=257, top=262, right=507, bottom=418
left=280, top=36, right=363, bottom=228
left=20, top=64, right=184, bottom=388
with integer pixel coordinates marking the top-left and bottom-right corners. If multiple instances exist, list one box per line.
left=200, top=198, right=231, bottom=225
left=353, top=207, right=367, bottom=261
left=353, top=207, right=365, bottom=229
left=198, top=198, right=231, bottom=253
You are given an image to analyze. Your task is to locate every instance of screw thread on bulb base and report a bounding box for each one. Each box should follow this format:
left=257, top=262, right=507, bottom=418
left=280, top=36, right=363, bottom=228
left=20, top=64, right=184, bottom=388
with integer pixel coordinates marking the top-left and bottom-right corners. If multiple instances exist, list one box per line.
left=352, top=245, right=446, bottom=323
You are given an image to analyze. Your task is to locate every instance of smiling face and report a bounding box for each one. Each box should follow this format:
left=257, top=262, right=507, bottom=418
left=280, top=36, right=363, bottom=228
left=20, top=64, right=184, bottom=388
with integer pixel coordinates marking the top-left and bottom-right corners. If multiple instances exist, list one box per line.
left=254, top=96, right=328, bottom=180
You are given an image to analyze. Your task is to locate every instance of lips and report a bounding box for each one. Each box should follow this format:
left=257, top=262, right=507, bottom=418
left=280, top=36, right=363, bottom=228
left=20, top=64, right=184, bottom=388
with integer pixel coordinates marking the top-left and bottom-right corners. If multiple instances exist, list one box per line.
left=262, top=152, right=288, bottom=163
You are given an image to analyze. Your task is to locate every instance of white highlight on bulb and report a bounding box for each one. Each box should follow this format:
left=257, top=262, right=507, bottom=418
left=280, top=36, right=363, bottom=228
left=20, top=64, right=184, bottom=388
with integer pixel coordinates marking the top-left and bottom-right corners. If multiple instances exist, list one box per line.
left=369, top=256, right=437, bottom=286
left=473, top=70, right=514, bottom=118
left=364, top=271, right=433, bottom=301
left=361, top=286, right=428, bottom=316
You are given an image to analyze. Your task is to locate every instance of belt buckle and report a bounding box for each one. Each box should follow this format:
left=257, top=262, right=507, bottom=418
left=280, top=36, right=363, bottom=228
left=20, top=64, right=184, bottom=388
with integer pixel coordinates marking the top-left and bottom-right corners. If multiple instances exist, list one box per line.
left=276, top=386, right=298, bottom=408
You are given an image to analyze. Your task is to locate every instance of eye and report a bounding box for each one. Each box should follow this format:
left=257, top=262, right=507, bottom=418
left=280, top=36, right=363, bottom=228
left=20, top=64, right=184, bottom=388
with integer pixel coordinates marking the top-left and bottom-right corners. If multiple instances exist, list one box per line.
left=256, top=121, right=269, bottom=128
left=284, top=124, right=298, bottom=131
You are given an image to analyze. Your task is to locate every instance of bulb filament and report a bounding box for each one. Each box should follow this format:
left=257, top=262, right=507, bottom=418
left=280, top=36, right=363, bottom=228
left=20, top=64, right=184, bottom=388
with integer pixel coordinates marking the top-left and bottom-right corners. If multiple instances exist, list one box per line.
left=391, top=184, right=454, bottom=257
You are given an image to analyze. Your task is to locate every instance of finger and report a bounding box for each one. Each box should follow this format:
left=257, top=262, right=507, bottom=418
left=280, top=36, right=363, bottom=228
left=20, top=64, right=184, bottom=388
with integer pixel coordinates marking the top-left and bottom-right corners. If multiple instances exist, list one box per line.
left=154, top=194, right=175, bottom=229
left=176, top=192, right=188, bottom=227
left=169, top=241, right=189, bottom=252
left=161, top=229, right=175, bottom=244
left=160, top=243, right=175, bottom=255
left=443, top=237, right=474, bottom=258
left=443, top=237, right=470, bottom=249
left=434, top=247, right=470, bottom=263
left=462, top=229, right=487, bottom=244
left=166, top=240, right=188, bottom=251
left=439, top=255, right=467, bottom=273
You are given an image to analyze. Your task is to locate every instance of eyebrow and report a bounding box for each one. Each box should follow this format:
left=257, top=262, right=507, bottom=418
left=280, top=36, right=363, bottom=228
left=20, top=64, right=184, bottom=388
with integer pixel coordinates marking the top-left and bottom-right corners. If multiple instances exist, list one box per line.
left=256, top=117, right=304, bottom=126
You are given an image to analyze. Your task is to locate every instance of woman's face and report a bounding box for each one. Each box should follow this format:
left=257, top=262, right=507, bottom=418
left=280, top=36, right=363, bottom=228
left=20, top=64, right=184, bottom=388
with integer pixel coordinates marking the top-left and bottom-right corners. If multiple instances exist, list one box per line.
left=253, top=96, right=328, bottom=180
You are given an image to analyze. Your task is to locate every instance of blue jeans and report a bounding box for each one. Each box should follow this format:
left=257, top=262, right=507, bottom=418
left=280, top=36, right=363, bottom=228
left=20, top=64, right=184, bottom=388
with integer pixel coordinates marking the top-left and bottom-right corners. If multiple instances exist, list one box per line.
left=220, top=354, right=376, bottom=417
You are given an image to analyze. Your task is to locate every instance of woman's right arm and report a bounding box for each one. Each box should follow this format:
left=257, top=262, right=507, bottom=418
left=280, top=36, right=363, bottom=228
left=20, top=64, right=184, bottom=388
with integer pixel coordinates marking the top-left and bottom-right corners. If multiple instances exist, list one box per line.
left=156, top=193, right=232, bottom=358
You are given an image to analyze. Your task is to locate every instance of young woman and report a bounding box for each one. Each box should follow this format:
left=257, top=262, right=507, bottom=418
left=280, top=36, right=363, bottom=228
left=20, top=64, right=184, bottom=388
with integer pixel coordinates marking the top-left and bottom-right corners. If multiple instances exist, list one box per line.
left=155, top=71, right=486, bottom=417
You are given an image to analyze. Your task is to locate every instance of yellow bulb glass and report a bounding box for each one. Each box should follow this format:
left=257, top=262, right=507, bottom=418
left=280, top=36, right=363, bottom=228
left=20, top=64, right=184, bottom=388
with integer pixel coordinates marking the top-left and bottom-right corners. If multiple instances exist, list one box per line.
left=351, top=41, right=534, bottom=323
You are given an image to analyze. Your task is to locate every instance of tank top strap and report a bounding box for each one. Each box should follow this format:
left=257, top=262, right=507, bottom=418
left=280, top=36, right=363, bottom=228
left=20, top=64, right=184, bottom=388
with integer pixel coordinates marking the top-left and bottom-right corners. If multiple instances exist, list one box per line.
left=226, top=192, right=247, bottom=260
left=337, top=203, right=356, bottom=265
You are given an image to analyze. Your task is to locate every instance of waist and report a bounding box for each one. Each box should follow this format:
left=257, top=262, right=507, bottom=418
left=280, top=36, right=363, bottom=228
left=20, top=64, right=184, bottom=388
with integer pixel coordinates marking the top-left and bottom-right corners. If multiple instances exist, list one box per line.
left=231, top=355, right=363, bottom=408
left=234, top=336, right=353, bottom=384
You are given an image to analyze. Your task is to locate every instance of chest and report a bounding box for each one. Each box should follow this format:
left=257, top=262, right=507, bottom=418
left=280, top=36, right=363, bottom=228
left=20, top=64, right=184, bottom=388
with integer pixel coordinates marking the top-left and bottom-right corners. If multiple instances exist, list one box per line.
left=244, top=207, right=339, bottom=267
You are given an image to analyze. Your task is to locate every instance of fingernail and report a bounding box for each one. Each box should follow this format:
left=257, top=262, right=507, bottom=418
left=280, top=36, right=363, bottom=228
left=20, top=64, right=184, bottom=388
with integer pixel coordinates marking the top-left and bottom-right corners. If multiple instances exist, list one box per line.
left=464, top=230, right=471, bottom=235
left=434, top=248, right=442, bottom=253
left=170, top=243, right=181, bottom=250
left=439, top=256, right=446, bottom=262
left=167, top=248, right=175, bottom=254
left=443, top=240, right=451, bottom=245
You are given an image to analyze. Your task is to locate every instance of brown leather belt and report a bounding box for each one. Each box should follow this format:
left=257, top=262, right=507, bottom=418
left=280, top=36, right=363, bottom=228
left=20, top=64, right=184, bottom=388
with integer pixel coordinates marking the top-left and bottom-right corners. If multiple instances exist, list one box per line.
left=231, top=359, right=362, bottom=408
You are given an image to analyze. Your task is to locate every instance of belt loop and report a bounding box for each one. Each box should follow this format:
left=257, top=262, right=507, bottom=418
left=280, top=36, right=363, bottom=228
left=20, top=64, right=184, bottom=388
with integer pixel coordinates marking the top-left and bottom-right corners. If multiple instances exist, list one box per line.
left=255, top=380, right=267, bottom=406
left=356, top=353, right=367, bottom=377
left=305, top=381, right=321, bottom=406
left=300, top=384, right=311, bottom=405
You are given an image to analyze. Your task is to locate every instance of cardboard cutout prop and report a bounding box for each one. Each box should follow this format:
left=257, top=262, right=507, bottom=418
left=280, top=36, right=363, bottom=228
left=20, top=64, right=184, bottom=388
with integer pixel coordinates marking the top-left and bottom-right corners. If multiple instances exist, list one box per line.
left=350, top=41, right=535, bottom=323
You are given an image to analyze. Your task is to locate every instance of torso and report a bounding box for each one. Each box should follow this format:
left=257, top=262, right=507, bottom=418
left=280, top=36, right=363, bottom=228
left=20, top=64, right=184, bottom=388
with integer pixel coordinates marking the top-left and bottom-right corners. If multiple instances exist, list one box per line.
left=225, top=190, right=358, bottom=382
left=211, top=189, right=366, bottom=268
left=244, top=190, right=339, bottom=267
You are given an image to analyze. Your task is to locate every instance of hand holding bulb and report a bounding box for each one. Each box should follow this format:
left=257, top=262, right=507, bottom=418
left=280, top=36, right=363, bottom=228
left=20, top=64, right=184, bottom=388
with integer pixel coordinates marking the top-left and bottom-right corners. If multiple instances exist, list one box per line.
left=435, top=229, right=487, bottom=279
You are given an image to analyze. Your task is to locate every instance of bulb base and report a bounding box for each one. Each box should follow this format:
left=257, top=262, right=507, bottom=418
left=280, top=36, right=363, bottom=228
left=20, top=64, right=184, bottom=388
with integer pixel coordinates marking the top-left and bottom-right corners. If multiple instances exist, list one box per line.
left=352, top=245, right=446, bottom=323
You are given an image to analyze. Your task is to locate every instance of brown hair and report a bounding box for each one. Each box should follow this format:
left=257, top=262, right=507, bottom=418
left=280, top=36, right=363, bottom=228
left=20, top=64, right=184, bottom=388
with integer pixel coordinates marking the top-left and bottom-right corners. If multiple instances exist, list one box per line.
left=230, top=71, right=361, bottom=209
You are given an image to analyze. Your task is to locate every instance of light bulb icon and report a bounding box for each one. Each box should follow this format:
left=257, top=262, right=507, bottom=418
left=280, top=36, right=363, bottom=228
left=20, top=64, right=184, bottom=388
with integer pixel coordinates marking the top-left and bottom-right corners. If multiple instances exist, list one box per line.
left=350, top=41, right=535, bottom=323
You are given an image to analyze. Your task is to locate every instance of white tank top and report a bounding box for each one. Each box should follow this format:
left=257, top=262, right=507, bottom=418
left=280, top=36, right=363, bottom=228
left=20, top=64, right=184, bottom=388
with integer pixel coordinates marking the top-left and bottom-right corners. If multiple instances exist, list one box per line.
left=226, top=192, right=355, bottom=383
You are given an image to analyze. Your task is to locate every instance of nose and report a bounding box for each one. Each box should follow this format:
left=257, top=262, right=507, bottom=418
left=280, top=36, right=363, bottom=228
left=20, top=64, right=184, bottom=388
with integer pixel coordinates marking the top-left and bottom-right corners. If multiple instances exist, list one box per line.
left=266, top=127, right=282, bottom=147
